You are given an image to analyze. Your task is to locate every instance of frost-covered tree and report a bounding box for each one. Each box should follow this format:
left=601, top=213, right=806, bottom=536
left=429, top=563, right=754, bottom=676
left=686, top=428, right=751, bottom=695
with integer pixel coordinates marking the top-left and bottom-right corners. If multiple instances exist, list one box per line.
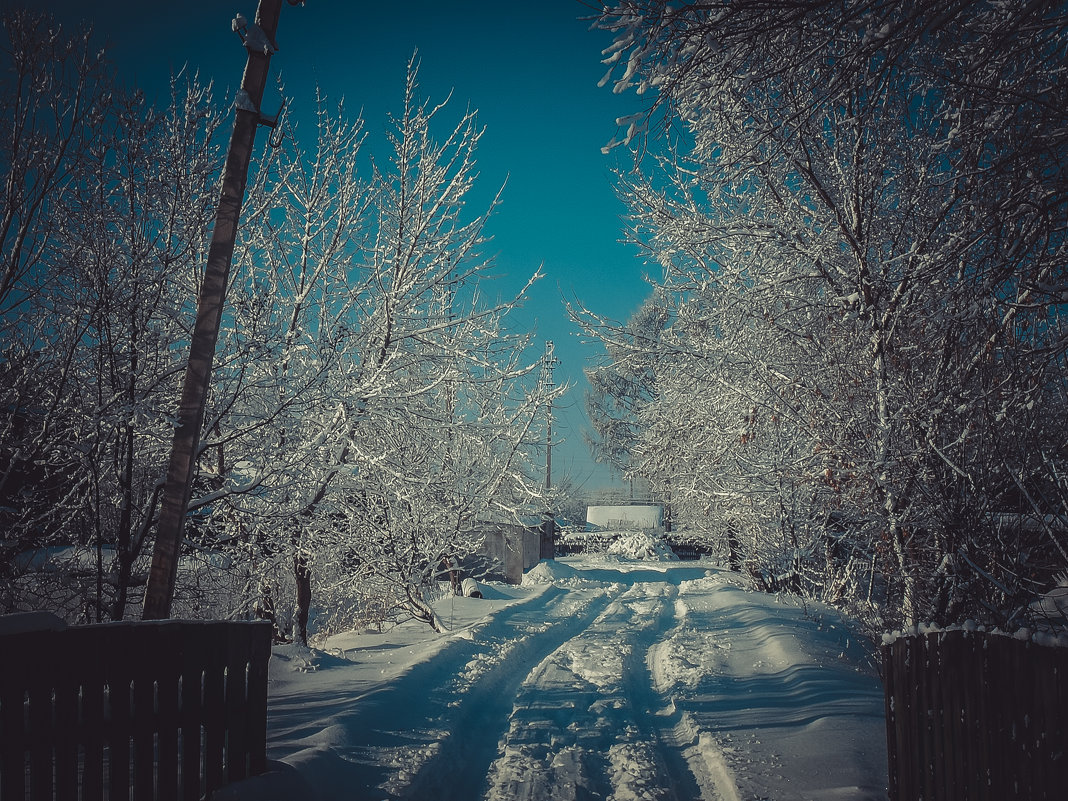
left=0, top=12, right=113, bottom=593
left=583, top=0, right=1068, bottom=629
left=0, top=10, right=224, bottom=620
left=189, top=61, right=555, bottom=641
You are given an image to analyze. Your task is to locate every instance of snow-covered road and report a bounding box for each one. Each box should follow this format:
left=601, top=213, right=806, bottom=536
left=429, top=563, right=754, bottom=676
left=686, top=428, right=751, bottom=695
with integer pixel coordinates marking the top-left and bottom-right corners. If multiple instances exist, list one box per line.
left=220, top=558, right=887, bottom=801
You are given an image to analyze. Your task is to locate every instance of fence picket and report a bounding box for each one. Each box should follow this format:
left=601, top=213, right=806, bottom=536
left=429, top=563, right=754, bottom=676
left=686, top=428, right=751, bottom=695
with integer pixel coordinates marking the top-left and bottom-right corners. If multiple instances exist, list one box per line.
left=224, top=625, right=250, bottom=783
left=155, top=629, right=180, bottom=801
left=80, top=654, right=105, bottom=801
left=202, top=627, right=227, bottom=796
left=108, top=657, right=133, bottom=801
left=26, top=672, right=51, bottom=801
left=1, top=664, right=27, bottom=801
left=52, top=674, right=79, bottom=800
left=246, top=625, right=270, bottom=777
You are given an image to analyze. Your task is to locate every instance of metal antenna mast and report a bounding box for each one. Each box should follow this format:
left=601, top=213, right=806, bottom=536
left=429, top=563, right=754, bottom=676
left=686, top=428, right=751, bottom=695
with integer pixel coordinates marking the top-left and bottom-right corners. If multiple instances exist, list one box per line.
left=541, top=341, right=561, bottom=490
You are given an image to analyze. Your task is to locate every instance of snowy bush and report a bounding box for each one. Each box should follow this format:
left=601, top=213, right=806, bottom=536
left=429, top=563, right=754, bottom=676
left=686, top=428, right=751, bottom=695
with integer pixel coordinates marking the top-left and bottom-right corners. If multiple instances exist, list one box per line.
left=606, top=531, right=678, bottom=562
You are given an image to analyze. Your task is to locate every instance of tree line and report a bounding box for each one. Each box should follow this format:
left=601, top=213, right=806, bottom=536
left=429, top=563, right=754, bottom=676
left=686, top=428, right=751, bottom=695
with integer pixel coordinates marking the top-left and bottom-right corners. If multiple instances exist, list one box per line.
left=578, top=0, right=1068, bottom=632
left=0, top=11, right=557, bottom=642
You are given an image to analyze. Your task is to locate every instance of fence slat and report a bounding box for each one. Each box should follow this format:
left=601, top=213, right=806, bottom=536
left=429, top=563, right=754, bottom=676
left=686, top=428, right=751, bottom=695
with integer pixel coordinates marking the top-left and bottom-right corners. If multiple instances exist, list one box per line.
left=202, top=626, right=227, bottom=796
left=0, top=660, right=28, bottom=801
left=225, top=625, right=250, bottom=783
left=53, top=673, right=80, bottom=801
left=180, top=626, right=204, bottom=801
left=107, top=627, right=135, bottom=801
left=80, top=651, right=106, bottom=801
left=26, top=669, right=53, bottom=801
left=941, top=632, right=965, bottom=800
left=246, top=623, right=271, bottom=776
left=133, top=647, right=157, bottom=801
left=891, top=639, right=913, bottom=800
left=156, top=625, right=181, bottom=801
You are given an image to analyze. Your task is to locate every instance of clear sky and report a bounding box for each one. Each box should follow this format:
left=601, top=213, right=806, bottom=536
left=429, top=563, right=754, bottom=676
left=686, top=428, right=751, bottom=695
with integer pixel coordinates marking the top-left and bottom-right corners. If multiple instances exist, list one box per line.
left=12, top=0, right=656, bottom=494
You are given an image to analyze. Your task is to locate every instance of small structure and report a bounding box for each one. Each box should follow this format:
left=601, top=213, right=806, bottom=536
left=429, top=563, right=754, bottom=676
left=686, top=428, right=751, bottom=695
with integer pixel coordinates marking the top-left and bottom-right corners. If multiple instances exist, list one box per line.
left=586, top=504, right=663, bottom=532
left=456, top=520, right=541, bottom=585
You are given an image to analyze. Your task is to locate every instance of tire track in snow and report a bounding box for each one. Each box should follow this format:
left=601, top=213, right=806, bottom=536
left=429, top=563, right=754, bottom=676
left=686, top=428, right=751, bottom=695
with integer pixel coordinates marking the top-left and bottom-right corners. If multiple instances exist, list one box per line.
left=398, top=580, right=623, bottom=801
left=647, top=594, right=742, bottom=801
left=483, top=568, right=710, bottom=801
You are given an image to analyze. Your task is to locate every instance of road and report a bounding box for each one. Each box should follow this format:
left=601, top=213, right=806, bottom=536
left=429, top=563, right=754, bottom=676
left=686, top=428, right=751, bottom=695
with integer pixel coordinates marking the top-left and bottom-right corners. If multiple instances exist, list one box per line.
left=256, top=559, right=887, bottom=801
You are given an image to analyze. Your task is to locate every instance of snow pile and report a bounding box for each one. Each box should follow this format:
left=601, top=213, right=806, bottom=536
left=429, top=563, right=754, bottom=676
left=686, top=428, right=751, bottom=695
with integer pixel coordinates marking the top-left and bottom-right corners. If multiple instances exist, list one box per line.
left=522, top=559, right=584, bottom=585
left=606, top=530, right=678, bottom=561
left=881, top=620, right=1068, bottom=648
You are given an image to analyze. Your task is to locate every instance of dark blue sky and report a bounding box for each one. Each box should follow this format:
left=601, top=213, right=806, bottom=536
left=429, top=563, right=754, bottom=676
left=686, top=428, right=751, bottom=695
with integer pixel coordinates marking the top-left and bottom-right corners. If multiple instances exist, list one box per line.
left=16, top=0, right=655, bottom=492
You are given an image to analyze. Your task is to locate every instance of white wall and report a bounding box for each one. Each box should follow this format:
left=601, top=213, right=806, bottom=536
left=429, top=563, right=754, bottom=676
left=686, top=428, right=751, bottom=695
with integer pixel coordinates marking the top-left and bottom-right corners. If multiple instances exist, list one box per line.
left=586, top=505, right=662, bottom=531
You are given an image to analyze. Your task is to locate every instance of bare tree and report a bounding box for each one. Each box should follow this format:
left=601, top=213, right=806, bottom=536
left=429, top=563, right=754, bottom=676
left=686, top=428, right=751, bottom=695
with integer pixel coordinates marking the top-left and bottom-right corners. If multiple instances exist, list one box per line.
left=581, top=0, right=1068, bottom=629
left=187, top=61, right=556, bottom=642
left=0, top=10, right=225, bottom=620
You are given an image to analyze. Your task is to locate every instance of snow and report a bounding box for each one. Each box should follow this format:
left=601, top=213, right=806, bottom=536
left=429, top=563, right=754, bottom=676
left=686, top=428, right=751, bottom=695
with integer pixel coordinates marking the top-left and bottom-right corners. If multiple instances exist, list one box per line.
left=606, top=530, right=679, bottom=561
left=216, top=557, right=887, bottom=801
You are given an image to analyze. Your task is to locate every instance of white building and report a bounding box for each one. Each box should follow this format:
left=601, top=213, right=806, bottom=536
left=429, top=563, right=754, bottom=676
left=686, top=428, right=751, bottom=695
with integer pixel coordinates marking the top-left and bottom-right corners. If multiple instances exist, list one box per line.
left=585, top=504, right=663, bottom=532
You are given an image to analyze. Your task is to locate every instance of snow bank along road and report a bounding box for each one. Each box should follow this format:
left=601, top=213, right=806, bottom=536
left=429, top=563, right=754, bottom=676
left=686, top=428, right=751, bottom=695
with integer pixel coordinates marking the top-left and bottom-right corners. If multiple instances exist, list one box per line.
left=225, top=559, right=887, bottom=801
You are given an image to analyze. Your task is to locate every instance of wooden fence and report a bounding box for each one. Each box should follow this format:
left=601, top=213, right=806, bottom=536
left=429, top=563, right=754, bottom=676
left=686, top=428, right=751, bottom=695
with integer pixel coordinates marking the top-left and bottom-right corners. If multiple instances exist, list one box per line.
left=0, top=620, right=272, bottom=801
left=883, top=629, right=1068, bottom=801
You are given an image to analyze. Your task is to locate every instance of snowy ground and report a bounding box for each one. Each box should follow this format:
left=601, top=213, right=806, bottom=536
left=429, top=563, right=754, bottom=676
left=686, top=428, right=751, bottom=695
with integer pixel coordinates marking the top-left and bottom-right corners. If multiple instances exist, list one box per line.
left=216, top=557, right=888, bottom=801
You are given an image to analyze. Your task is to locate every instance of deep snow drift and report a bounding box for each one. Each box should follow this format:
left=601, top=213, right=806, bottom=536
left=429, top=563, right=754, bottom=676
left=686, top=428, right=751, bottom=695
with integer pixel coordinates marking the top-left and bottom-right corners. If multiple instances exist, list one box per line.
left=216, top=557, right=887, bottom=801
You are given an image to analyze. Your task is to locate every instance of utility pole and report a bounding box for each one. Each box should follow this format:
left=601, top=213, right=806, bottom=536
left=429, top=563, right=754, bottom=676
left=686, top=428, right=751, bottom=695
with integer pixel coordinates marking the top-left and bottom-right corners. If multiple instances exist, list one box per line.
left=539, top=341, right=561, bottom=561
left=541, top=340, right=561, bottom=491
left=143, top=1, right=294, bottom=620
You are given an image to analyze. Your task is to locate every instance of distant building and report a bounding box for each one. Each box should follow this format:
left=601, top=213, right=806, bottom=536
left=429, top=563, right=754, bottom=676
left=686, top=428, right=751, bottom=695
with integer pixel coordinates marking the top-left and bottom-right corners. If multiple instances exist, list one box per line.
left=586, top=504, right=663, bottom=532
left=456, top=519, right=543, bottom=584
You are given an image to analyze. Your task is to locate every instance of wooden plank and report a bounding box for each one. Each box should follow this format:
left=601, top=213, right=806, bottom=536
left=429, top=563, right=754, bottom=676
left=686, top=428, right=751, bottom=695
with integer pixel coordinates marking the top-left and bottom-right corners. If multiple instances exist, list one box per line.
left=0, top=656, right=28, bottom=801
left=902, top=637, right=920, bottom=801
left=927, top=633, right=945, bottom=801
left=247, top=622, right=271, bottom=776
left=132, top=637, right=157, bottom=801
left=225, top=625, right=250, bottom=783
left=156, top=623, right=182, bottom=801
left=940, top=632, right=962, bottom=801
left=974, top=633, right=992, bottom=801
left=919, top=635, right=937, bottom=801
left=26, top=669, right=53, bottom=801
left=80, top=649, right=106, bottom=801
left=1055, top=646, right=1068, bottom=801
left=52, top=673, right=81, bottom=801
left=1030, top=642, right=1053, bottom=800
left=107, top=629, right=135, bottom=801
left=202, top=625, right=227, bottom=795
left=1055, top=648, right=1068, bottom=801
left=180, top=625, right=204, bottom=801
left=984, top=635, right=1006, bottom=800
left=952, top=631, right=975, bottom=801
left=882, top=644, right=899, bottom=801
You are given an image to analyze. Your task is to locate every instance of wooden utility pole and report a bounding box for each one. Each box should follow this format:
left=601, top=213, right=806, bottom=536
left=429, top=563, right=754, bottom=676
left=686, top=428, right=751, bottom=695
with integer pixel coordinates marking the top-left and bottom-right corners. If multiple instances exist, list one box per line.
left=143, top=1, right=289, bottom=620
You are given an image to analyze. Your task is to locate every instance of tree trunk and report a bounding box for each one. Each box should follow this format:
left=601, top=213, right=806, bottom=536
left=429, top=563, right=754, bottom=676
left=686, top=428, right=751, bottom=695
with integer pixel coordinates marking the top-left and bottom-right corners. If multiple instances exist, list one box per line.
left=726, top=527, right=741, bottom=572
left=294, top=552, right=311, bottom=646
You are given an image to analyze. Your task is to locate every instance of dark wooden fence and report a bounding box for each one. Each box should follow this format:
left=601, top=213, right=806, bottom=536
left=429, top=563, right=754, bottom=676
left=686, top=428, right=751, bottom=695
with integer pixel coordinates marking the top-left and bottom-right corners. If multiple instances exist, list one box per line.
left=0, top=620, right=272, bottom=801
left=883, top=629, right=1068, bottom=801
